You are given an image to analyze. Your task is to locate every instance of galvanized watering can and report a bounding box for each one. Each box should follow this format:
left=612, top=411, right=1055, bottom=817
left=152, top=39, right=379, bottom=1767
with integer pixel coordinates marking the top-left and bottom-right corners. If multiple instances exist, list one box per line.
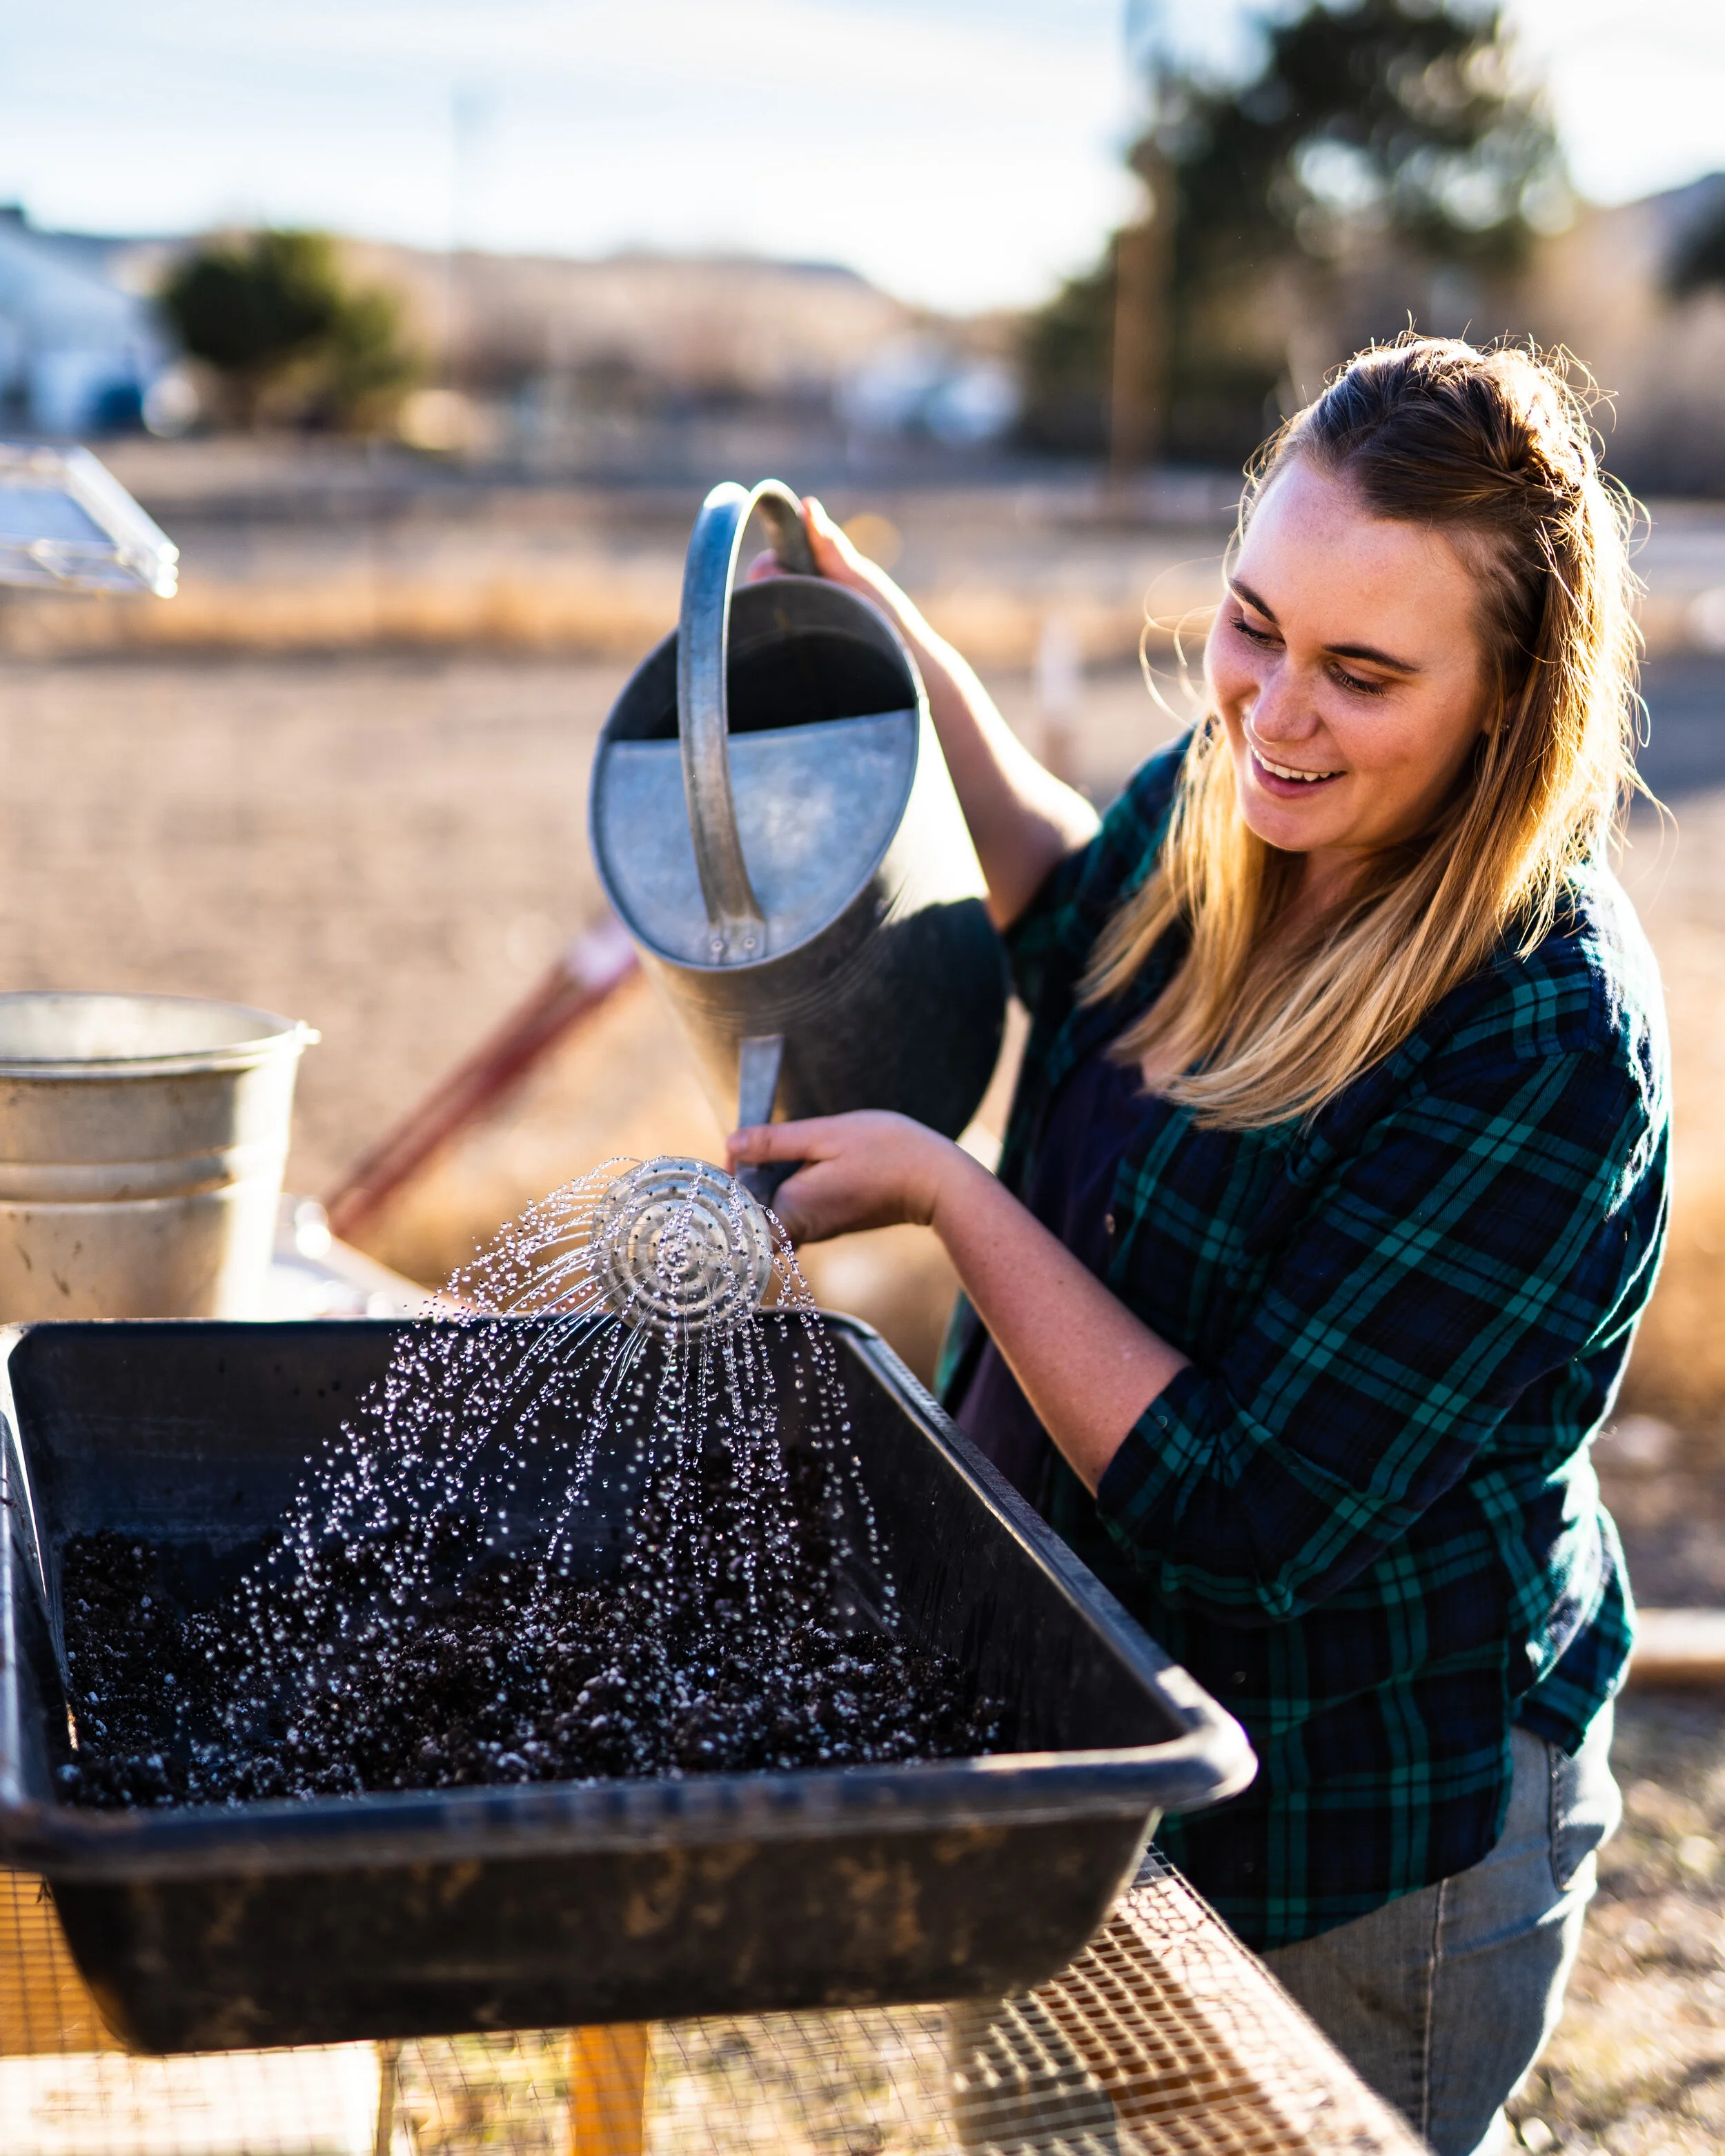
left=591, top=479, right=1008, bottom=1157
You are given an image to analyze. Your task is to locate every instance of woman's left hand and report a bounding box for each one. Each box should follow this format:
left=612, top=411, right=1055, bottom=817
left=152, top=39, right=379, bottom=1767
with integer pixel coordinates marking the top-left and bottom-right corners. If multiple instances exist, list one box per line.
left=733, top=1107, right=1185, bottom=1493
left=726, top=1111, right=966, bottom=1244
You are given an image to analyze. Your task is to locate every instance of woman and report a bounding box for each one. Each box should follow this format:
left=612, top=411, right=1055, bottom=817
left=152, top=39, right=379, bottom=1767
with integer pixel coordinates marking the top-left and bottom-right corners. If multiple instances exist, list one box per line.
left=730, top=337, right=1666, bottom=2156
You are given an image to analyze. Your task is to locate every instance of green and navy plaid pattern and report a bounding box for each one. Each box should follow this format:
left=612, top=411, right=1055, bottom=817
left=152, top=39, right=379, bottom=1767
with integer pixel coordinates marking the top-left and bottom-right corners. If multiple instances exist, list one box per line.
left=942, top=740, right=1668, bottom=1950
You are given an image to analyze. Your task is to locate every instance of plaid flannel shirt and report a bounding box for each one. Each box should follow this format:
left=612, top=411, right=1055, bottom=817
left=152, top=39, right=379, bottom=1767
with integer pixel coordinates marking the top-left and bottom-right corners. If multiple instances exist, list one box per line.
left=940, top=738, right=1668, bottom=1950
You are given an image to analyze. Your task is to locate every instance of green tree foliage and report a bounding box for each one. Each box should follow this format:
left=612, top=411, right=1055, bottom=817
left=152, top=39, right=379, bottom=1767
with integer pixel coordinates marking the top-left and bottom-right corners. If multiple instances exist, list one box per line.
left=162, top=230, right=417, bottom=431
left=1021, top=0, right=1565, bottom=465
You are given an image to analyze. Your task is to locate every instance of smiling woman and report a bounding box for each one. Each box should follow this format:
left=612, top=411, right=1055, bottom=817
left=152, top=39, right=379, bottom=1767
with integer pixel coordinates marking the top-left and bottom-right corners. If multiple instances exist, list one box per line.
left=1223, top=513, right=1473, bottom=825
left=731, top=337, right=1667, bottom=2156
left=1083, top=345, right=1642, bottom=1127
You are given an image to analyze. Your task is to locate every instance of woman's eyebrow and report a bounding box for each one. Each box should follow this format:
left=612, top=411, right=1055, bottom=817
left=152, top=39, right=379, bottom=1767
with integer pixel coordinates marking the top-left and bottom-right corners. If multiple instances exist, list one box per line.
left=1228, top=577, right=1422, bottom=675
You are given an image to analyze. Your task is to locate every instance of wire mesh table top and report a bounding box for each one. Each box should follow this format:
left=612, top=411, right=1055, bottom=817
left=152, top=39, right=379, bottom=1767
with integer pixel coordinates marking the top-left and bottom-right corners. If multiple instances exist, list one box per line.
left=0, top=1850, right=1422, bottom=2156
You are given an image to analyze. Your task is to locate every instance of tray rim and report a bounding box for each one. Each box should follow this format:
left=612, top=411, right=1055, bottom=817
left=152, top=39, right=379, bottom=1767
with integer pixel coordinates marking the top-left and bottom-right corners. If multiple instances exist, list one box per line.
left=0, top=1312, right=1254, bottom=1880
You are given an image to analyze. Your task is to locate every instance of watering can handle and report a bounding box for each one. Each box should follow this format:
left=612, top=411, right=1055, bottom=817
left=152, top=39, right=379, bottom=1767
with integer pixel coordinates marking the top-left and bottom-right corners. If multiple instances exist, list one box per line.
left=677, top=478, right=816, bottom=962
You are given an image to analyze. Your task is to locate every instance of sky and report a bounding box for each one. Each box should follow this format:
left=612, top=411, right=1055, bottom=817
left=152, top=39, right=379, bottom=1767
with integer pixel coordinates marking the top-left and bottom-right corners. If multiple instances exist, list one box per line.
left=1, top=1, right=1722, bottom=315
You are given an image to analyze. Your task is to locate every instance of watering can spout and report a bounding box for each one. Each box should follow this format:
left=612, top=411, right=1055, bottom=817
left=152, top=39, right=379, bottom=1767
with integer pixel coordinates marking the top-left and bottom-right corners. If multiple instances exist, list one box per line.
left=733, top=1032, right=796, bottom=1206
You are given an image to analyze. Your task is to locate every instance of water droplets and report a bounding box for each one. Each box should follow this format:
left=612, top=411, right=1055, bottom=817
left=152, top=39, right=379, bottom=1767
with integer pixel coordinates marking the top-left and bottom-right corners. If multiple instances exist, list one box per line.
left=57, top=1157, right=995, bottom=1808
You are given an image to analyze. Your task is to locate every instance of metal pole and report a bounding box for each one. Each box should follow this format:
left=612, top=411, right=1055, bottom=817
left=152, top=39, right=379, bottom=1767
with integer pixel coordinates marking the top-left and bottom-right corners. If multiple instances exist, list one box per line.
left=1109, top=148, right=1172, bottom=486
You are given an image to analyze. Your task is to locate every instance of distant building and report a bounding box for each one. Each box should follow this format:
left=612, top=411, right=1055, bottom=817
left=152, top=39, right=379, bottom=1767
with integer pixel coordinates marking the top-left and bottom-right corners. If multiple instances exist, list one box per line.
left=1310, top=174, right=1725, bottom=497
left=836, top=335, right=1021, bottom=449
left=0, top=207, right=176, bottom=435
left=1521, top=173, right=1725, bottom=495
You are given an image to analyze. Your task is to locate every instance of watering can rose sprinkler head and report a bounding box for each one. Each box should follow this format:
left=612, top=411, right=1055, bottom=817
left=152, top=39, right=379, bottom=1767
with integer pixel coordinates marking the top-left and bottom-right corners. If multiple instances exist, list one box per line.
left=593, top=1156, right=778, bottom=1336
left=591, top=1038, right=796, bottom=1337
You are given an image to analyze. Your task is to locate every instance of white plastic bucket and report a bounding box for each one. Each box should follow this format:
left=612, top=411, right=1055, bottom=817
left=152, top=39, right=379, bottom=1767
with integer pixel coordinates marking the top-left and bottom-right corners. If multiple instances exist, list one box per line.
left=0, top=993, right=315, bottom=1319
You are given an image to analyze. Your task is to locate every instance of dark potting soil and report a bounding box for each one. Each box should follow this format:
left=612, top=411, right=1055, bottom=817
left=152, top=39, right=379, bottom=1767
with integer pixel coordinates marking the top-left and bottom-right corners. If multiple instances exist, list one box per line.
left=57, top=1527, right=1003, bottom=1810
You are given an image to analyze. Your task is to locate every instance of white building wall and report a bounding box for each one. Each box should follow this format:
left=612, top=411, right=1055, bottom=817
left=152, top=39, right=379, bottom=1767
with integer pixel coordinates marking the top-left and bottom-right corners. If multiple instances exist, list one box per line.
left=0, top=214, right=170, bottom=433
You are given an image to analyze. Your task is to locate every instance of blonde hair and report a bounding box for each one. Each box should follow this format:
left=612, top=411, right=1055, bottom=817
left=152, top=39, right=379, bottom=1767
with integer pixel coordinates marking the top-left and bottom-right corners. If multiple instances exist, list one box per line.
left=1083, top=336, right=1643, bottom=1129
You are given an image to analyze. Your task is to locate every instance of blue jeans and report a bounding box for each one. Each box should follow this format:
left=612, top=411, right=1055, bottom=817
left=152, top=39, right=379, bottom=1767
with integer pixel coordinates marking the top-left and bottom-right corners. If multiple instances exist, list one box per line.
left=1262, top=1707, right=1619, bottom=2156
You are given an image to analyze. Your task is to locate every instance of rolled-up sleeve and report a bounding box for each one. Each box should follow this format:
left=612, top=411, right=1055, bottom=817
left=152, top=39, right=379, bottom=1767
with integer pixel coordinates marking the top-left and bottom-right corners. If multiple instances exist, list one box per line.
left=1096, top=1038, right=1664, bottom=1625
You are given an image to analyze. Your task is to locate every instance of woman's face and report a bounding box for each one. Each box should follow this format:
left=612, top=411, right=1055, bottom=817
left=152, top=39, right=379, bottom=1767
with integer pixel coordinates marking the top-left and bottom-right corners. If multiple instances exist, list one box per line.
left=1205, top=457, right=1493, bottom=887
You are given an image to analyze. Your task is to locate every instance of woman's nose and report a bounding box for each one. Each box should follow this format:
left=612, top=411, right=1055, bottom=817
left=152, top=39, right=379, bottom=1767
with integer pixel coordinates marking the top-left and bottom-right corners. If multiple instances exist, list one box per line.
left=1248, top=664, right=1321, bottom=743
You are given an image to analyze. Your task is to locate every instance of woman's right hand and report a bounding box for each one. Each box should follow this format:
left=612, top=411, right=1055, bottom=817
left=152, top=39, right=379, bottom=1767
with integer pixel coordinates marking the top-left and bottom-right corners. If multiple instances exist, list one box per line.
left=747, top=496, right=927, bottom=651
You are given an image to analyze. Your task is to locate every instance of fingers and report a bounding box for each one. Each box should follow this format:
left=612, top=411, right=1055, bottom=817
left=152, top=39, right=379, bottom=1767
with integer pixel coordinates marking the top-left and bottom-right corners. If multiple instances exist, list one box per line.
left=726, top=1116, right=836, bottom=1169
left=802, top=497, right=874, bottom=582
left=766, top=1170, right=814, bottom=1245
left=724, top=1110, right=932, bottom=1243
left=800, top=498, right=924, bottom=642
left=802, top=497, right=846, bottom=562
left=743, top=505, right=845, bottom=587
left=763, top=1160, right=855, bottom=1247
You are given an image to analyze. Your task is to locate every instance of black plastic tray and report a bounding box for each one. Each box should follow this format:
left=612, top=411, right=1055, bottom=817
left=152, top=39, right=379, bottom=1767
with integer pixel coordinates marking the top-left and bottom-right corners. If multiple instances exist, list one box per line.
left=0, top=1316, right=1252, bottom=2053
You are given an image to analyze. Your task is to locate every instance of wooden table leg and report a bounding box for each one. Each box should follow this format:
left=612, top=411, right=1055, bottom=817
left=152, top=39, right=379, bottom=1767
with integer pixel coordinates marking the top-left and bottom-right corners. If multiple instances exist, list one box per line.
left=374, top=2039, right=402, bottom=2156
left=564, top=2024, right=650, bottom=2156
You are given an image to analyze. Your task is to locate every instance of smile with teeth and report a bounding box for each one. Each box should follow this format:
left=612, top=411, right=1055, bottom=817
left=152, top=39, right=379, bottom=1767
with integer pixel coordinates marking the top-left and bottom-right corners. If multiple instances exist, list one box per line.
left=1252, top=745, right=1344, bottom=784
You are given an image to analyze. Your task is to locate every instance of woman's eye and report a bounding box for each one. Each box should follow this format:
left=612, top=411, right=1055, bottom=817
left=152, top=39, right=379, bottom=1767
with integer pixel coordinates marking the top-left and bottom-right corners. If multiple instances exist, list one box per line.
left=1229, top=613, right=1386, bottom=695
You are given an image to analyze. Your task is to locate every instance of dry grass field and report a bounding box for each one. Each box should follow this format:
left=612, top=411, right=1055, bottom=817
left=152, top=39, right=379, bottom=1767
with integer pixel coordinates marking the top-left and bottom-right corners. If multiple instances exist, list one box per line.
left=1, top=469, right=1722, bottom=2148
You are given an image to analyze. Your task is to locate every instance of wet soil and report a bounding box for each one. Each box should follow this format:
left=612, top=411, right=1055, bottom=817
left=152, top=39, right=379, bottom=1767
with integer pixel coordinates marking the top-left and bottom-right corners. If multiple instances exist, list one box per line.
left=57, top=1525, right=1000, bottom=1809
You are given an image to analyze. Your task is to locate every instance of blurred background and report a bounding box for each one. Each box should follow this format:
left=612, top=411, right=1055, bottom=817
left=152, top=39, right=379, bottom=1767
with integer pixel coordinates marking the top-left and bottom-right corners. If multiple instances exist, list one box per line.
left=1, top=10, right=1724, bottom=2135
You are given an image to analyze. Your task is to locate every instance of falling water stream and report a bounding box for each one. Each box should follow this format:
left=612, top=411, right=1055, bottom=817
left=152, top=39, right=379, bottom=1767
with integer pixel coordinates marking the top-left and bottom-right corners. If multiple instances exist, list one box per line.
left=59, top=1159, right=999, bottom=1809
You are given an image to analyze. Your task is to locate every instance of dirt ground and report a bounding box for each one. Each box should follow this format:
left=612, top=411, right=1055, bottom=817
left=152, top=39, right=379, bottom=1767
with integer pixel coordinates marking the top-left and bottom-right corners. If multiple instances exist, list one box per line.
left=1510, top=1688, right=1725, bottom=2155
left=1, top=502, right=1723, bottom=2146
left=0, top=648, right=625, bottom=1201
left=0, top=640, right=1187, bottom=1375
left=1515, top=781, right=1725, bottom=2151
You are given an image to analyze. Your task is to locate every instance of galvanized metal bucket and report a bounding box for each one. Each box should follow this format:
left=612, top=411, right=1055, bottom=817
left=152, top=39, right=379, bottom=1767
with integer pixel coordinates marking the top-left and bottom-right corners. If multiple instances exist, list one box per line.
left=0, top=991, right=314, bottom=1319
left=589, top=478, right=1008, bottom=1140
